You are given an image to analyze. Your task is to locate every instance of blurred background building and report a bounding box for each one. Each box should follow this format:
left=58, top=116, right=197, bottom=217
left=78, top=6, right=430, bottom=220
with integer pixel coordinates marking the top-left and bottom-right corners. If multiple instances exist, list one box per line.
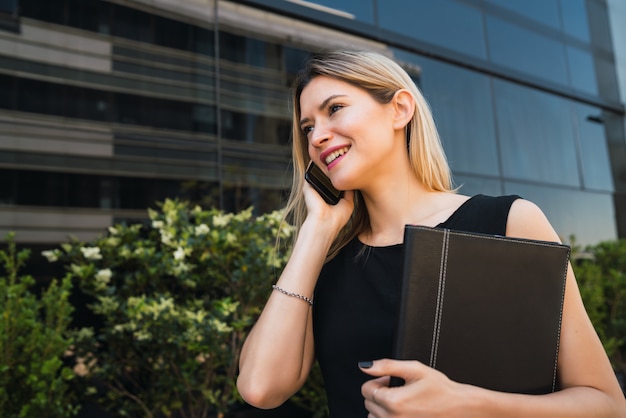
left=1, top=0, right=625, bottom=252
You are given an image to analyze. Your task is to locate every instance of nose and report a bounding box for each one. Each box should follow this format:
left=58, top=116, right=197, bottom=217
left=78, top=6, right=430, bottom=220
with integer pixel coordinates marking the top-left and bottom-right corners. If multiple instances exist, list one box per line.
left=309, top=123, right=332, bottom=148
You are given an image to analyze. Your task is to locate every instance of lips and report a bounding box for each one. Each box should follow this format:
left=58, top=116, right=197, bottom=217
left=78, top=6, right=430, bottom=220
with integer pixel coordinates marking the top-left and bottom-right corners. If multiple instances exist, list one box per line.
left=322, top=146, right=350, bottom=166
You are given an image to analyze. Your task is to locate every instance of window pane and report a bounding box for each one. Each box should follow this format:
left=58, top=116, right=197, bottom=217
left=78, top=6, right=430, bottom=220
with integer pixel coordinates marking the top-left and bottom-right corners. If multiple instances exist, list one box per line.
left=454, top=175, right=503, bottom=197
left=395, top=50, right=500, bottom=176
left=493, top=80, right=580, bottom=187
left=575, top=104, right=613, bottom=192
left=0, top=0, right=17, bottom=15
left=485, top=0, right=560, bottom=29
left=378, top=0, right=486, bottom=59
left=503, top=182, right=616, bottom=246
left=486, top=16, right=567, bottom=86
left=560, top=0, right=590, bottom=42
left=567, top=46, right=598, bottom=95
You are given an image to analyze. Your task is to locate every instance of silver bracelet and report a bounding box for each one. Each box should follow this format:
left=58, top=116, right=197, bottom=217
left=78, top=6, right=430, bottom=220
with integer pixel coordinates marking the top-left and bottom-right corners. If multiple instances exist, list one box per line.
left=272, top=285, right=313, bottom=306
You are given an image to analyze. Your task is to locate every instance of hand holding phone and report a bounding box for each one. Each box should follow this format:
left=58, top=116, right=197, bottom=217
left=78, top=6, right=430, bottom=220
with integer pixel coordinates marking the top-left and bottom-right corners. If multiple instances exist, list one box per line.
left=305, top=161, right=343, bottom=205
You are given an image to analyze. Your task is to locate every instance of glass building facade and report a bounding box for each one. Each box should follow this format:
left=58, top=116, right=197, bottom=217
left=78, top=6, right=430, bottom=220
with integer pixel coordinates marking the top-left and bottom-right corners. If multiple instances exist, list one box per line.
left=0, top=0, right=624, bottom=248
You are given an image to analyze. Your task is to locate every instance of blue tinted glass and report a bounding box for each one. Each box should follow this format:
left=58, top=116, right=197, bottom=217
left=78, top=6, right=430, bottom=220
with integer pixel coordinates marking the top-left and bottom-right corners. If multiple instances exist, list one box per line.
left=454, top=175, right=503, bottom=197
left=0, top=0, right=17, bottom=14
left=567, top=46, right=597, bottom=96
left=485, top=0, right=559, bottom=28
left=378, top=0, right=486, bottom=59
left=487, top=16, right=567, bottom=86
left=302, top=0, right=374, bottom=23
left=574, top=104, right=613, bottom=192
left=493, top=79, right=580, bottom=187
left=503, top=182, right=616, bottom=246
left=393, top=50, right=499, bottom=176
left=560, top=0, right=590, bottom=42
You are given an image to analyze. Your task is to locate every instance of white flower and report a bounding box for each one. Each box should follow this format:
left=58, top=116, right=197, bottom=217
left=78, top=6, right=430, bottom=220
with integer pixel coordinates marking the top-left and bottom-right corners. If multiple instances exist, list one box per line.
left=80, top=247, right=102, bottom=260
left=212, top=214, right=231, bottom=227
left=41, top=250, right=59, bottom=262
left=194, top=224, right=210, bottom=236
left=173, top=247, right=186, bottom=261
left=95, top=268, right=112, bottom=283
left=152, top=220, right=164, bottom=229
left=108, top=226, right=119, bottom=235
left=160, top=230, right=174, bottom=246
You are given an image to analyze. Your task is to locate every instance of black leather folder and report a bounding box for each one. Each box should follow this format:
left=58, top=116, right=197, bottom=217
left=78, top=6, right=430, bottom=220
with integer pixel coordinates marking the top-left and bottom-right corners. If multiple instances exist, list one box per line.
left=391, top=225, right=571, bottom=394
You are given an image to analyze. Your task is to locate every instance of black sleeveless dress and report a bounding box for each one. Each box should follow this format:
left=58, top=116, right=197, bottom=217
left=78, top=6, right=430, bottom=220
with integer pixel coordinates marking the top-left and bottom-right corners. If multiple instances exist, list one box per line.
left=312, top=194, right=521, bottom=417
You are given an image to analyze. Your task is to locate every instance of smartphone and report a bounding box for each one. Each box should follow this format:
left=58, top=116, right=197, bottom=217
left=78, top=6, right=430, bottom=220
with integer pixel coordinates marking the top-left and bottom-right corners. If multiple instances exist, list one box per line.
left=305, top=161, right=343, bottom=205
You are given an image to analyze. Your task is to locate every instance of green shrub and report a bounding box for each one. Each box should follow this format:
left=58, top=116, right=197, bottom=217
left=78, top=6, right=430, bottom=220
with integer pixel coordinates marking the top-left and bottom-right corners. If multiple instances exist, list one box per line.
left=573, top=238, right=626, bottom=376
left=0, top=233, right=79, bottom=418
left=46, top=199, right=306, bottom=417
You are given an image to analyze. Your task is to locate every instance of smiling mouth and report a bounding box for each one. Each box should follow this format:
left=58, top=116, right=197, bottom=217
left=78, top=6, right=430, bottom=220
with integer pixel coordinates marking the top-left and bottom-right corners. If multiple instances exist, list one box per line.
left=324, top=146, right=350, bottom=165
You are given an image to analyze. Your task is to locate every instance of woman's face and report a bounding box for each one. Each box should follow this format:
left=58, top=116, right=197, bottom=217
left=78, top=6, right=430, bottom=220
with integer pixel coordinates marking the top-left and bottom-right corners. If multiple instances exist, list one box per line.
left=299, top=76, right=402, bottom=192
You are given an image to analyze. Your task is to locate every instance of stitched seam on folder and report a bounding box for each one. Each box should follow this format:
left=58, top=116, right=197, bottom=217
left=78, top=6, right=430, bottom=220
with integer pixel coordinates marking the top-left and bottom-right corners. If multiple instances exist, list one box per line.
left=431, top=229, right=449, bottom=368
left=552, top=251, right=570, bottom=392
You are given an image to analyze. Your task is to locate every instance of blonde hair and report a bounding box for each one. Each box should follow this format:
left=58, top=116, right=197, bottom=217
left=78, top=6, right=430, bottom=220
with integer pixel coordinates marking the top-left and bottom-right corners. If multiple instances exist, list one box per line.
left=284, top=50, right=453, bottom=259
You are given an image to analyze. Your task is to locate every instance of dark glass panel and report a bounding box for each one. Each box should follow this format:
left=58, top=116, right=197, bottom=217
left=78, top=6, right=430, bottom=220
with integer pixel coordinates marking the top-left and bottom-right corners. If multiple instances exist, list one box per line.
left=117, top=176, right=179, bottom=210
left=493, top=79, right=580, bottom=187
left=193, top=104, right=217, bottom=134
left=221, top=110, right=290, bottom=145
left=68, top=174, right=101, bottom=207
left=485, top=0, right=560, bottom=28
left=20, top=0, right=65, bottom=23
left=219, top=31, right=281, bottom=70
left=17, top=78, right=59, bottom=115
left=221, top=109, right=246, bottom=141
left=112, top=4, right=153, bottom=43
left=486, top=16, right=567, bottom=86
left=222, top=185, right=286, bottom=214
left=192, top=26, right=214, bottom=57
left=503, top=182, right=616, bottom=246
left=284, top=46, right=311, bottom=86
left=0, top=0, right=17, bottom=15
left=154, top=15, right=191, bottom=51
left=0, top=169, right=16, bottom=204
left=400, top=52, right=500, bottom=177
left=67, top=0, right=110, bottom=33
left=219, top=31, right=246, bottom=63
left=377, top=0, right=486, bottom=59
left=574, top=104, right=613, bottom=192
left=17, top=171, right=67, bottom=206
left=0, top=74, right=15, bottom=109
left=65, top=86, right=112, bottom=122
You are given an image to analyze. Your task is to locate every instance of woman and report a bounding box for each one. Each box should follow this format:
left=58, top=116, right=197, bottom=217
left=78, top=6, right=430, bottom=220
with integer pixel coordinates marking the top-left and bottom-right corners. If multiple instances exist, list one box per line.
left=237, top=50, right=626, bottom=417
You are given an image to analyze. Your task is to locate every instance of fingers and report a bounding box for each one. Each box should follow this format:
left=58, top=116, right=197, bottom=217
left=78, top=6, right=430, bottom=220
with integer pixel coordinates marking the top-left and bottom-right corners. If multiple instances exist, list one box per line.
left=359, top=358, right=428, bottom=382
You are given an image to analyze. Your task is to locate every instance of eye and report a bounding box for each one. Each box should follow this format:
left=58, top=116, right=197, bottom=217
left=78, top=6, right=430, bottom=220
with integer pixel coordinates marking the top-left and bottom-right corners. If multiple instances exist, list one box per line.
left=329, top=104, right=343, bottom=115
left=302, top=125, right=314, bottom=136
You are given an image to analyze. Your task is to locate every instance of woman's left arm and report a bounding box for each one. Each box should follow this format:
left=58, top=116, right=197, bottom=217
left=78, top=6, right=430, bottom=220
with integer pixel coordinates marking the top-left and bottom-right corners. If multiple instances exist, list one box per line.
left=360, top=199, right=626, bottom=417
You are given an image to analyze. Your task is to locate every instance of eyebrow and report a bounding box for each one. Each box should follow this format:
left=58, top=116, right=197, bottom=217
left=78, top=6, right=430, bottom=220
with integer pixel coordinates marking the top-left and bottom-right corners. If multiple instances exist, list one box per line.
left=299, top=94, right=347, bottom=127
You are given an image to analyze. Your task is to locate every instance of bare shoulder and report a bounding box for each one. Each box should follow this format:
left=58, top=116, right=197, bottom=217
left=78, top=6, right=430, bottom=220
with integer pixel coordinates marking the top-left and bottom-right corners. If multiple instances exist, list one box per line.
left=506, top=198, right=561, bottom=243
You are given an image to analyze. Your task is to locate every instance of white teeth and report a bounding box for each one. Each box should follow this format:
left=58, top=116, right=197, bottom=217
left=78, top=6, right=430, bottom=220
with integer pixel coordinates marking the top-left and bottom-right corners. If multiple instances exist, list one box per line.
left=325, top=146, right=349, bottom=165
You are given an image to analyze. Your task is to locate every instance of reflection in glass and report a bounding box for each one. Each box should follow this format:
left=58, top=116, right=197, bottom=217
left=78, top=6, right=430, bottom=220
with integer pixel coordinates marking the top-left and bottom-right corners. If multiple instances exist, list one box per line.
left=484, top=0, right=560, bottom=28
left=408, top=53, right=500, bottom=177
left=486, top=16, right=567, bottom=86
left=378, top=0, right=486, bottom=59
left=567, top=46, right=598, bottom=96
left=493, top=79, right=579, bottom=187
left=297, top=0, right=374, bottom=23
left=504, top=182, right=616, bottom=246
left=574, top=104, right=614, bottom=192
left=560, top=0, right=590, bottom=42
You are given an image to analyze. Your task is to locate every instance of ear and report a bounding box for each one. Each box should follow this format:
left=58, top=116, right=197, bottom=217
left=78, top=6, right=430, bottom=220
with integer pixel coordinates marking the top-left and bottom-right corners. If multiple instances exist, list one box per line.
left=391, top=89, right=415, bottom=130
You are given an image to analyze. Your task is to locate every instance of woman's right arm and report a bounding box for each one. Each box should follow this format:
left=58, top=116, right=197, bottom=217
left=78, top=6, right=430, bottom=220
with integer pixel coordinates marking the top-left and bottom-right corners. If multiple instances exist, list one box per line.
left=237, top=188, right=354, bottom=409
